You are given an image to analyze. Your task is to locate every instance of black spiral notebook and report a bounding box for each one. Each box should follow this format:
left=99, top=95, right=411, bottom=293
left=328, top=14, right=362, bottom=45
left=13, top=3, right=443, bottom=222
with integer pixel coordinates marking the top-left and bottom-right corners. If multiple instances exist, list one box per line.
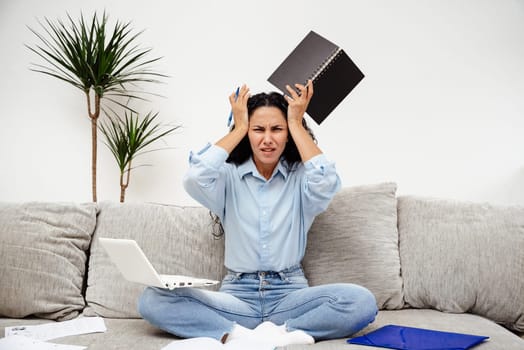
left=268, top=31, right=364, bottom=125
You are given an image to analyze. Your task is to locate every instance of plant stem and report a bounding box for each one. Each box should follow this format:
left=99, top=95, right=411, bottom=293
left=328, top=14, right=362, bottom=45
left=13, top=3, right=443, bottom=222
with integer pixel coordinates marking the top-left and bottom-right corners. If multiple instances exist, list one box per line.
left=87, top=90, right=100, bottom=202
left=119, top=172, right=125, bottom=203
left=120, top=160, right=132, bottom=202
left=91, top=116, right=97, bottom=202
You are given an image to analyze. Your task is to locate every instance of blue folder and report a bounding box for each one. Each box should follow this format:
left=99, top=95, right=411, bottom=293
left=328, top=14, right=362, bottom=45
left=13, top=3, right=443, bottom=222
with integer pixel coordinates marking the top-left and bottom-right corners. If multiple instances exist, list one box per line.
left=347, top=324, right=489, bottom=350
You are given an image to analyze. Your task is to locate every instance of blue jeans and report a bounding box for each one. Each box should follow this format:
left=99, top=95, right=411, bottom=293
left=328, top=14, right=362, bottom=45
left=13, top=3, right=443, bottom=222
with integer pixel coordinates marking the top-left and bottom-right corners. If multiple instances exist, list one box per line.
left=138, top=265, right=377, bottom=341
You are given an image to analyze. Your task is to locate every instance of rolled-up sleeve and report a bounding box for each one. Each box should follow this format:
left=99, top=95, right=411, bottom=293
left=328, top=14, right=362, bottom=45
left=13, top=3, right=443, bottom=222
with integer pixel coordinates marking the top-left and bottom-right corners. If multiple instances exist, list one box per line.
left=183, top=143, right=229, bottom=216
left=302, top=154, right=341, bottom=216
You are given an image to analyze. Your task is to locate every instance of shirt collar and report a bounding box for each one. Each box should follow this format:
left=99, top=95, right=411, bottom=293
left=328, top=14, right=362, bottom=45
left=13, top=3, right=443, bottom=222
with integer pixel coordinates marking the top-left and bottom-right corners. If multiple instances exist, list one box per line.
left=238, top=157, right=289, bottom=181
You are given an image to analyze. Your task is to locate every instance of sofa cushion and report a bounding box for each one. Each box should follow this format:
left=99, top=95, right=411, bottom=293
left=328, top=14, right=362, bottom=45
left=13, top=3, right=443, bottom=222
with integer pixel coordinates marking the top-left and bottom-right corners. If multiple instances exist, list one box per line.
left=0, top=202, right=97, bottom=321
left=84, top=201, right=226, bottom=318
left=398, top=196, right=524, bottom=332
left=4, top=310, right=523, bottom=349
left=303, top=182, right=404, bottom=310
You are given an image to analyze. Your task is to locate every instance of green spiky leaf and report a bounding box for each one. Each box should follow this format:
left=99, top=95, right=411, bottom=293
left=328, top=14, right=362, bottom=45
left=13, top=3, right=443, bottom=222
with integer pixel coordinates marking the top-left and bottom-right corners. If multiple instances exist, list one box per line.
left=27, top=11, right=166, bottom=104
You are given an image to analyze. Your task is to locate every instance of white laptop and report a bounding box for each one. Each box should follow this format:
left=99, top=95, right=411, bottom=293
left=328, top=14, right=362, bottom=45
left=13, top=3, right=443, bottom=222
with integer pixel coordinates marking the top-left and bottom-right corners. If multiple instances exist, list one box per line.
left=99, top=237, right=219, bottom=290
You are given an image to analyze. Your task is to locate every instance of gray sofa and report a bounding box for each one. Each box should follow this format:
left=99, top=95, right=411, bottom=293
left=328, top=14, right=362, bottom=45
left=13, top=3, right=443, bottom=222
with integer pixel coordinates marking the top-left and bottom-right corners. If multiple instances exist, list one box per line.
left=1, top=182, right=523, bottom=349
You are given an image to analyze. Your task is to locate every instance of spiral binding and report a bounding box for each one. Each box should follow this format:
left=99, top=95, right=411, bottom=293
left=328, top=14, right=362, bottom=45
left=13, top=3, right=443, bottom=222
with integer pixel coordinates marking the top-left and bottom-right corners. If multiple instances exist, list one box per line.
left=308, top=47, right=343, bottom=82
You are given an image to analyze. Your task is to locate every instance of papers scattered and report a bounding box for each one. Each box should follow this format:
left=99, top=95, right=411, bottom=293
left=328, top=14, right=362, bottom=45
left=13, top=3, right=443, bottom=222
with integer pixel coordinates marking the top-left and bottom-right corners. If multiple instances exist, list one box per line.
left=0, top=335, right=86, bottom=350
left=2, top=316, right=106, bottom=350
left=5, top=316, right=106, bottom=341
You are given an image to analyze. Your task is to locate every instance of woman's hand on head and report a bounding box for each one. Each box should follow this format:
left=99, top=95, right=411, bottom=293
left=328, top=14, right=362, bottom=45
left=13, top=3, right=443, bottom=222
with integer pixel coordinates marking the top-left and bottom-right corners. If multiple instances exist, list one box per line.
left=284, top=80, right=321, bottom=161
left=285, top=80, right=314, bottom=126
left=215, top=84, right=251, bottom=154
left=229, top=84, right=250, bottom=133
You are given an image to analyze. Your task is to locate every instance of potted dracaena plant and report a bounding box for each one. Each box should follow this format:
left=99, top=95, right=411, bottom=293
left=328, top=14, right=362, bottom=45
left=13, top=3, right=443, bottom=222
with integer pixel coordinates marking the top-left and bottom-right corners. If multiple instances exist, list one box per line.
left=26, top=11, right=165, bottom=202
left=99, top=110, right=180, bottom=202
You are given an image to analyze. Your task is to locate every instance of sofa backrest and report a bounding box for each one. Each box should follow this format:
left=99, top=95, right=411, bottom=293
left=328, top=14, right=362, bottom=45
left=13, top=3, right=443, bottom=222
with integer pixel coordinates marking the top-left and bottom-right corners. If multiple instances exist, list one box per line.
left=397, top=195, right=524, bottom=333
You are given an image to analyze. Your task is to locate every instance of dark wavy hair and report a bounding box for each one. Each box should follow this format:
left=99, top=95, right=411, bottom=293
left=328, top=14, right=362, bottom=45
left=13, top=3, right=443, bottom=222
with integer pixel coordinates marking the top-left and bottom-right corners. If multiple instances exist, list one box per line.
left=211, top=91, right=317, bottom=238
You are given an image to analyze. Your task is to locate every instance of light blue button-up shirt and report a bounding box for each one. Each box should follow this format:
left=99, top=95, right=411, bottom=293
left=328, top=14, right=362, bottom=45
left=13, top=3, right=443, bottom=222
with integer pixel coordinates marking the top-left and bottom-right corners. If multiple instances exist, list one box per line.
left=183, top=143, right=341, bottom=273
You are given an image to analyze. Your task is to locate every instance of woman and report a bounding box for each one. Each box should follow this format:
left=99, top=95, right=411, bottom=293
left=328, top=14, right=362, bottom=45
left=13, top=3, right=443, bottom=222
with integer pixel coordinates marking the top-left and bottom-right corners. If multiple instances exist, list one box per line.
left=138, top=81, right=377, bottom=346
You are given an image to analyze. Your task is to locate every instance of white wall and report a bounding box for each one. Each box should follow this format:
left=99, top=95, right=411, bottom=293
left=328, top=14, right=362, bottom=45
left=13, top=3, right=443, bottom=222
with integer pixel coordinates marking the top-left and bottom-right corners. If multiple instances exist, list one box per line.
left=1, top=0, right=523, bottom=206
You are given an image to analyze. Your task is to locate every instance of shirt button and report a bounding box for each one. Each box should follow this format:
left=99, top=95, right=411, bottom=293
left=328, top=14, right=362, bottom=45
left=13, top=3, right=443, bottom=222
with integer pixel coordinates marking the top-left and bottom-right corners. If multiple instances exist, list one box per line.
left=262, top=244, right=267, bottom=249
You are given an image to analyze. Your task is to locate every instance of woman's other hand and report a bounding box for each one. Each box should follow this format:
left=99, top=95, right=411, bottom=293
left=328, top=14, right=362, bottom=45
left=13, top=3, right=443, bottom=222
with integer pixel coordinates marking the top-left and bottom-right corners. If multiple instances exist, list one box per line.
left=284, top=80, right=321, bottom=162
left=229, top=84, right=250, bottom=133
left=216, top=84, right=251, bottom=154
left=284, top=80, right=314, bottom=125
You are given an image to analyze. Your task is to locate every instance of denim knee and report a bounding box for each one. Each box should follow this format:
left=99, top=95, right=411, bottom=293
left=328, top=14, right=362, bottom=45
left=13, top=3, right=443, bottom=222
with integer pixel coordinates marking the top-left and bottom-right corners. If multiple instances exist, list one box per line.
left=354, top=285, right=378, bottom=320
left=342, top=283, right=378, bottom=324
left=334, top=283, right=378, bottom=333
left=137, top=287, right=161, bottom=321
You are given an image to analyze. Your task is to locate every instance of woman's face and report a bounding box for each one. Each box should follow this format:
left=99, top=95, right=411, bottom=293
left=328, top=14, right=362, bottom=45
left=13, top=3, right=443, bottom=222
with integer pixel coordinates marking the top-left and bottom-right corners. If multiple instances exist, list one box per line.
left=248, top=106, right=288, bottom=177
